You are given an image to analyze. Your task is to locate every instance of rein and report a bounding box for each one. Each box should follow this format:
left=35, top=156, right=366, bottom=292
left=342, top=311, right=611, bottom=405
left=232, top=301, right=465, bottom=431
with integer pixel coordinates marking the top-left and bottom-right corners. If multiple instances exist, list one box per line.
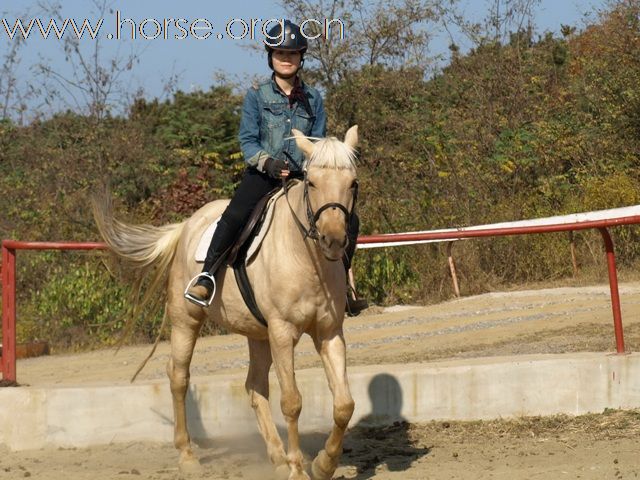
left=282, top=171, right=358, bottom=243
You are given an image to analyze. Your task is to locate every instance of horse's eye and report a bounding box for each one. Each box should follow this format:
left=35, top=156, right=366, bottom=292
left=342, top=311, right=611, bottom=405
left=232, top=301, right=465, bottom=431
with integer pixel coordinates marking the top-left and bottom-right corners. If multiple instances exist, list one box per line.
left=308, top=181, right=316, bottom=188
left=350, top=180, right=358, bottom=189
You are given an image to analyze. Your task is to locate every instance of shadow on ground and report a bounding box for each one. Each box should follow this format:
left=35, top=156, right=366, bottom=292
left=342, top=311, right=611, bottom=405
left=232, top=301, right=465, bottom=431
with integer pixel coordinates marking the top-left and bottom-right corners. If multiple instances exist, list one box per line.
left=189, top=372, right=431, bottom=479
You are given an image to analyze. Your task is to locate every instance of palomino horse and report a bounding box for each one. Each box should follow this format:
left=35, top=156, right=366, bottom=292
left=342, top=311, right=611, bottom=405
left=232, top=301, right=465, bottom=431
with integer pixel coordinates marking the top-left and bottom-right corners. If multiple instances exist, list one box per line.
left=93, top=126, right=359, bottom=480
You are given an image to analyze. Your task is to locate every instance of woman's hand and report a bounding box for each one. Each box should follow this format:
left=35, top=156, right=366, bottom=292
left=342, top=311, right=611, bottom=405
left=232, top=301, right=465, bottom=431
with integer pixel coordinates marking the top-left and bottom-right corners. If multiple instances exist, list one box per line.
left=265, top=157, right=290, bottom=179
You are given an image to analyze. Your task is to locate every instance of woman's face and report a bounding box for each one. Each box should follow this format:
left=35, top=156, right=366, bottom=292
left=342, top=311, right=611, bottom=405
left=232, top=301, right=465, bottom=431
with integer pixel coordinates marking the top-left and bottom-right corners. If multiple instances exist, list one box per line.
left=271, top=49, right=302, bottom=78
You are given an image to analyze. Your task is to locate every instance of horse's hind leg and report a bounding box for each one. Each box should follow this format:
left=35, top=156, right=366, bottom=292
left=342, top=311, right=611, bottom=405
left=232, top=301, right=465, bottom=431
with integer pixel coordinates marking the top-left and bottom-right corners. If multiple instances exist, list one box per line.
left=310, top=328, right=354, bottom=480
left=246, top=339, right=288, bottom=470
left=166, top=306, right=204, bottom=473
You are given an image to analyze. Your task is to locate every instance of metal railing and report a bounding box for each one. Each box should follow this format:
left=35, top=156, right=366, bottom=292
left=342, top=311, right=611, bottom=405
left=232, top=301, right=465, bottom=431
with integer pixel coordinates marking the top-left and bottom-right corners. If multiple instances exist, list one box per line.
left=2, top=212, right=639, bottom=383
left=1, top=241, right=106, bottom=382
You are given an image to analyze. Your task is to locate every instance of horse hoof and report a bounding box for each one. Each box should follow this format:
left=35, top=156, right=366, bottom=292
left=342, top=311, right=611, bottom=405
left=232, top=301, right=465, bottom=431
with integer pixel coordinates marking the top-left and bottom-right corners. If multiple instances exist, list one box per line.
left=311, top=450, right=335, bottom=480
left=289, top=471, right=311, bottom=480
left=178, top=452, right=202, bottom=475
left=274, top=463, right=290, bottom=480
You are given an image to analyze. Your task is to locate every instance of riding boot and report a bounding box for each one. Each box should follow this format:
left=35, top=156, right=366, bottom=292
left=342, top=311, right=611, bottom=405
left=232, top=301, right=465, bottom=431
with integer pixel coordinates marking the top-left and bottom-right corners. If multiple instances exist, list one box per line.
left=187, top=218, right=238, bottom=303
left=344, top=213, right=368, bottom=317
left=345, top=266, right=368, bottom=316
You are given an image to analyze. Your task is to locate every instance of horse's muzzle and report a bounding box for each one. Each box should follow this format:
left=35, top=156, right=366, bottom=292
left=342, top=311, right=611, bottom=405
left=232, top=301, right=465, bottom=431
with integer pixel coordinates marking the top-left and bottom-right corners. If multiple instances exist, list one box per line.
left=319, top=231, right=347, bottom=261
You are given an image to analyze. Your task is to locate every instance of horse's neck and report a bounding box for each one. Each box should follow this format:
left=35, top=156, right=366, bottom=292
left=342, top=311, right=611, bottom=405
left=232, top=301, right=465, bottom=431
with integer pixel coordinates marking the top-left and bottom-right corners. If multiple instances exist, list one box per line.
left=268, top=182, right=331, bottom=277
left=253, top=182, right=346, bottom=320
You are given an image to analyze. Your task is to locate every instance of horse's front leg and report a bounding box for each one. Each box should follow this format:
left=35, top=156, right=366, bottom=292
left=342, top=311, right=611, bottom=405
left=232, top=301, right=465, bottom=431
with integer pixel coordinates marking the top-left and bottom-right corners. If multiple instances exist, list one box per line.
left=269, top=320, right=309, bottom=480
left=245, top=338, right=288, bottom=468
left=311, top=328, right=354, bottom=480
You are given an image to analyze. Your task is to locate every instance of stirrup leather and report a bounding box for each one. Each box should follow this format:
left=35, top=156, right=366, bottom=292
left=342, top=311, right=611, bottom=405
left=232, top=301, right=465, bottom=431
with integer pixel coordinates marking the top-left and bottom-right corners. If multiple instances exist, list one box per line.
left=184, top=272, right=217, bottom=307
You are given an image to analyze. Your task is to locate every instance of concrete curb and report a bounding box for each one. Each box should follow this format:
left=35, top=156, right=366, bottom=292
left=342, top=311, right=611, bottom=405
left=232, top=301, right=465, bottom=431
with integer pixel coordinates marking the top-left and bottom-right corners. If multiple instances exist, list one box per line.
left=1, top=352, right=639, bottom=451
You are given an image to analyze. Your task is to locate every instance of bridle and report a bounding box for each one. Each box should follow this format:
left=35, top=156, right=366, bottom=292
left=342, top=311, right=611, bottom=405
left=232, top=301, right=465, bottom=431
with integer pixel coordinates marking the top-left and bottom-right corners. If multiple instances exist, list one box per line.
left=282, top=169, right=358, bottom=244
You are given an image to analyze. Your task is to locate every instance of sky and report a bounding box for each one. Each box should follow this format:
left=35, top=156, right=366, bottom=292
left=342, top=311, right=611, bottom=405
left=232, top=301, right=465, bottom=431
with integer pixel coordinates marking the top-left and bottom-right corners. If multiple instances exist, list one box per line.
left=0, top=0, right=604, bottom=119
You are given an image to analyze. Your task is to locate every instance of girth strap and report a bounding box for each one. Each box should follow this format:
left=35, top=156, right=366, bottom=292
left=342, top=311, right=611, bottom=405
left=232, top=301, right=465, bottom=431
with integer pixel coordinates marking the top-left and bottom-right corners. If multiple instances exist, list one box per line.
left=233, top=260, right=268, bottom=327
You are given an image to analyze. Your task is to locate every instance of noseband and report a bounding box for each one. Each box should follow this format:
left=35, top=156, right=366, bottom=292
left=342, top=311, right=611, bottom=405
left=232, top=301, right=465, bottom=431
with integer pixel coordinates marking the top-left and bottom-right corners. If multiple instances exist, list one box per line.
left=283, top=170, right=358, bottom=243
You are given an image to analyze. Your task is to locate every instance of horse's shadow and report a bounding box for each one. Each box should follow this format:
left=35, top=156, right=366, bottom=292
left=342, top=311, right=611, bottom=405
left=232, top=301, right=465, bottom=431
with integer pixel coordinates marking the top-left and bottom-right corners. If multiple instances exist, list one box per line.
left=185, top=373, right=431, bottom=478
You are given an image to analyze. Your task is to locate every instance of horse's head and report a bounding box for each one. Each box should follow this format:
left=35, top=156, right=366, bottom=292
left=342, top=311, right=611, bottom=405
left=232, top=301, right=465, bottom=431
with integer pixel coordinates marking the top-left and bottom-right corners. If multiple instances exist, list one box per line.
left=292, top=126, right=359, bottom=262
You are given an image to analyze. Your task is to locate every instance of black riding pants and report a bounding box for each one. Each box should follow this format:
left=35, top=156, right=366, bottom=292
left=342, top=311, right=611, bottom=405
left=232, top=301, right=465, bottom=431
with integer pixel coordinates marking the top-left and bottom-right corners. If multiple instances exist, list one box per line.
left=221, top=168, right=281, bottom=237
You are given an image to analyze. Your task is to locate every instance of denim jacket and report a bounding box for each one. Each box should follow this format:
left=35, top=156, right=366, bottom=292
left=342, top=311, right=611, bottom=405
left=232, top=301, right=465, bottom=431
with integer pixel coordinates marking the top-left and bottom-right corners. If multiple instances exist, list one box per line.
left=238, top=76, right=327, bottom=172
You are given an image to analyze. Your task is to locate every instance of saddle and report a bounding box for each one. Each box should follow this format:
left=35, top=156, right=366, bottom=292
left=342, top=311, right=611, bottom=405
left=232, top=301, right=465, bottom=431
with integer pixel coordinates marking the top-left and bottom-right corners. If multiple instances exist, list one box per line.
left=191, top=185, right=289, bottom=325
left=195, top=188, right=282, bottom=265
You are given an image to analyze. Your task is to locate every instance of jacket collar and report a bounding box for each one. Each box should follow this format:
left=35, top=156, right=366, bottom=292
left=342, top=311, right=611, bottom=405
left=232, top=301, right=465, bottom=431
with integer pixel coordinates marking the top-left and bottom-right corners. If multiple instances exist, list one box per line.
left=270, top=74, right=307, bottom=97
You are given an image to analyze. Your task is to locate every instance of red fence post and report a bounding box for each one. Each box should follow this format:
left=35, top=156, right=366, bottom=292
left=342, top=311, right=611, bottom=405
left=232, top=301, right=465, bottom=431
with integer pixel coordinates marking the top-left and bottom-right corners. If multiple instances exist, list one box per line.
left=1, top=242, right=17, bottom=382
left=598, top=228, right=625, bottom=354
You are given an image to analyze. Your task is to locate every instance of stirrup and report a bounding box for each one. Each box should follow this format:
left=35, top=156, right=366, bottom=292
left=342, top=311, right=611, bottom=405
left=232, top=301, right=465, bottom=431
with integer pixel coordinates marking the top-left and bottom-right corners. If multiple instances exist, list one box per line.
left=184, top=272, right=217, bottom=307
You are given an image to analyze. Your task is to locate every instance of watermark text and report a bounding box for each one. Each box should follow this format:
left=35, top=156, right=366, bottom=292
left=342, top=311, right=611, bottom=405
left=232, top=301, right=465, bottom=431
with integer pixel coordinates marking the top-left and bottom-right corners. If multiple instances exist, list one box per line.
left=0, top=14, right=345, bottom=43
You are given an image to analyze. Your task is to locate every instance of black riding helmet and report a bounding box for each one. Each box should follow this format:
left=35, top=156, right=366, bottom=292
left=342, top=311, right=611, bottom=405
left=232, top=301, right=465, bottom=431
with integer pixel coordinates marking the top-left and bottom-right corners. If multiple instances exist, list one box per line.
left=264, top=20, right=308, bottom=70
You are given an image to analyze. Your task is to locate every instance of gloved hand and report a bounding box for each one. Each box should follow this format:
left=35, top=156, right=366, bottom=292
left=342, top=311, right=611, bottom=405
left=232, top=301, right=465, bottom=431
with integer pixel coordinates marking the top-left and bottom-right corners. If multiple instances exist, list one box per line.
left=264, top=157, right=289, bottom=179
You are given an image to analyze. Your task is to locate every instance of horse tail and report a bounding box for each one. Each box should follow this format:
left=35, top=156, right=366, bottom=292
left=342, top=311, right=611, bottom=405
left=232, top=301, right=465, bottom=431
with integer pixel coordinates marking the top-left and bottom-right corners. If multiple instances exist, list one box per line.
left=92, top=192, right=186, bottom=349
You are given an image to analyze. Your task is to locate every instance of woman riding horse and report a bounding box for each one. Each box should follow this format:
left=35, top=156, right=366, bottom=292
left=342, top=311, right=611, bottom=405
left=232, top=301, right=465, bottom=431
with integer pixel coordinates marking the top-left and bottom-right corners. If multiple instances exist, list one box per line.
left=94, top=21, right=364, bottom=479
left=94, top=125, right=361, bottom=480
left=186, top=20, right=367, bottom=315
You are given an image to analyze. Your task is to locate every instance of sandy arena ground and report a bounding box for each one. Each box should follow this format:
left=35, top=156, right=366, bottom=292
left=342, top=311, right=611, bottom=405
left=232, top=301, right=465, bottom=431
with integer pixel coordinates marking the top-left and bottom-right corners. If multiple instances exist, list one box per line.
left=2, top=283, right=640, bottom=479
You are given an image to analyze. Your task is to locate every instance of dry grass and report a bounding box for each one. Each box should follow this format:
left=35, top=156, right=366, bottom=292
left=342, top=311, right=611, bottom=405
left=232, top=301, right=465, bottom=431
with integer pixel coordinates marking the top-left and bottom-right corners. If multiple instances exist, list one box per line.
left=339, top=409, right=640, bottom=478
left=404, top=408, right=640, bottom=444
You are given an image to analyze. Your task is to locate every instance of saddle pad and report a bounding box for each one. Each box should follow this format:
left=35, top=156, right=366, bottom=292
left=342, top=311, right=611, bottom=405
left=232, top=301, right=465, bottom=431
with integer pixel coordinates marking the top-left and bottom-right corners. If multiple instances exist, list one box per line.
left=195, top=189, right=285, bottom=263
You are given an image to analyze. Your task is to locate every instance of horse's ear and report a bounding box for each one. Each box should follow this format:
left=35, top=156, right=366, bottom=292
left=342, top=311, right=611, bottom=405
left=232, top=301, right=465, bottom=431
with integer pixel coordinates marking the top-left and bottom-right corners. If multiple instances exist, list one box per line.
left=344, top=125, right=358, bottom=149
left=292, top=129, right=314, bottom=158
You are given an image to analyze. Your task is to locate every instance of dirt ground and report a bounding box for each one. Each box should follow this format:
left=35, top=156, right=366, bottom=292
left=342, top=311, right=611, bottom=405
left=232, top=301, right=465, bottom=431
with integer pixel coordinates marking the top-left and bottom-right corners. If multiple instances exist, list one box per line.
left=3, top=282, right=640, bottom=479
left=2, top=410, right=640, bottom=480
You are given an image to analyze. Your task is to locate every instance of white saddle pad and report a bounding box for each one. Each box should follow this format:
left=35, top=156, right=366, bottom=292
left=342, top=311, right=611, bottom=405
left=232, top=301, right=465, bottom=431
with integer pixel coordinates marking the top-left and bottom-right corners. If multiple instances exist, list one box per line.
left=195, top=189, right=284, bottom=263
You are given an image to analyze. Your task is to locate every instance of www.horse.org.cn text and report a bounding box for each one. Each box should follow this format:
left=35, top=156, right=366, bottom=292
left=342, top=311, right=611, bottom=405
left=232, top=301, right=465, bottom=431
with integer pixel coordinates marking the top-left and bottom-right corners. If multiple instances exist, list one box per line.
left=1, top=14, right=346, bottom=42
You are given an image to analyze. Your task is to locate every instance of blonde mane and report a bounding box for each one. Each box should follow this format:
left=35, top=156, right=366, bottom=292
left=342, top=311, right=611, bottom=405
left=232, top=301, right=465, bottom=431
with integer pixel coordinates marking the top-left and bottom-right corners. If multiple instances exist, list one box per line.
left=303, top=136, right=357, bottom=171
